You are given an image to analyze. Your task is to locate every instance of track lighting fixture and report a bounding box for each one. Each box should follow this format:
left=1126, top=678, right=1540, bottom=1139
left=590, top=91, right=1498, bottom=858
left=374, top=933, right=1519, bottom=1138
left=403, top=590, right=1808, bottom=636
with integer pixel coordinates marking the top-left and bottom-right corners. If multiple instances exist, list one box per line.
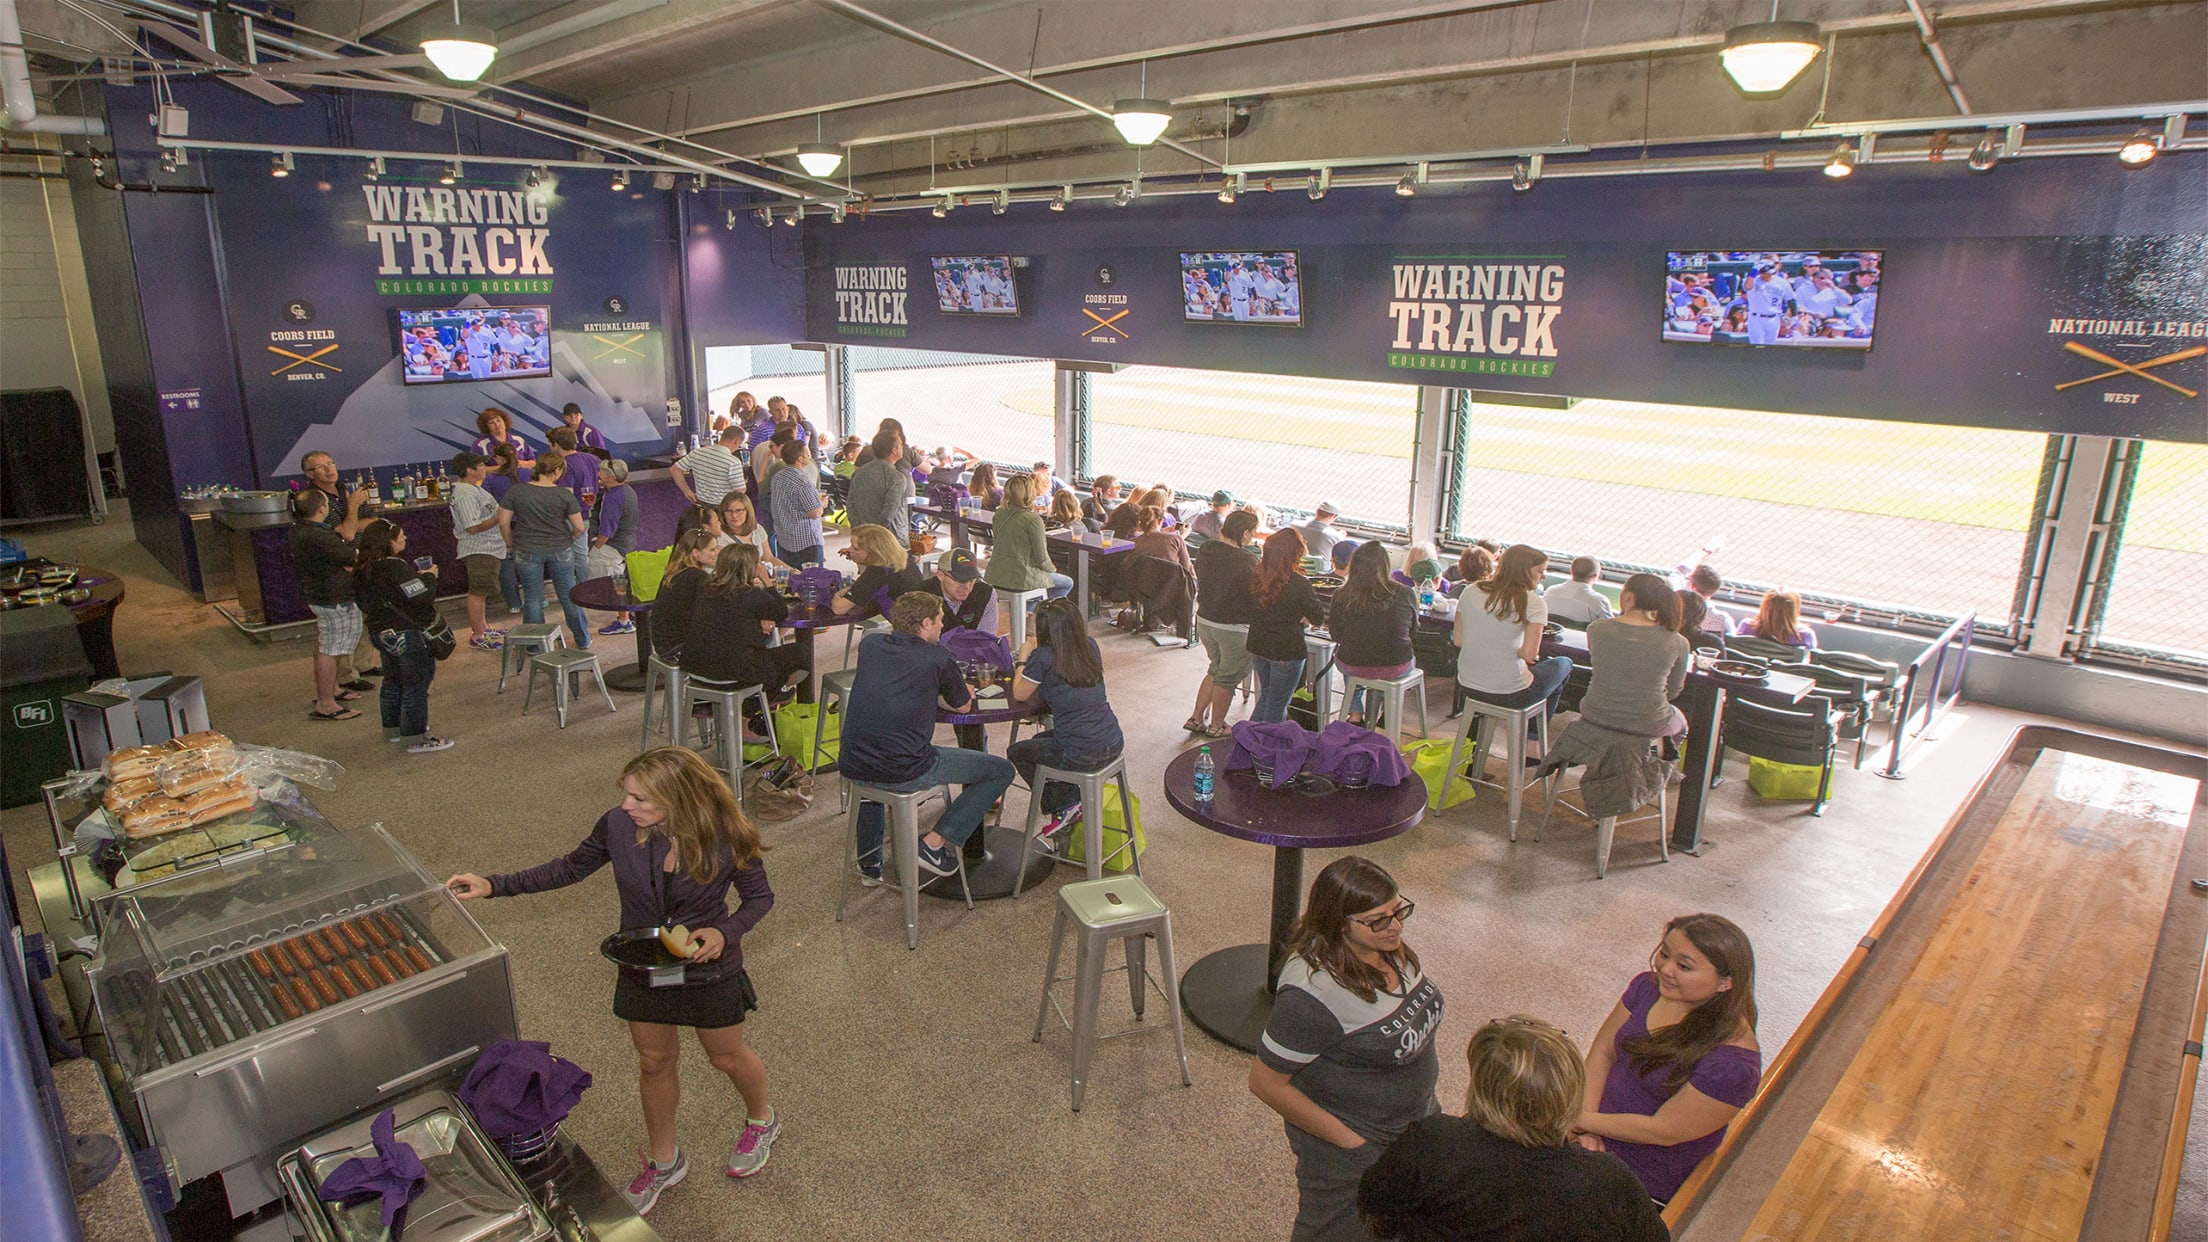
left=829, top=202, right=847, bottom=224
left=932, top=195, right=952, bottom=218
left=726, top=208, right=739, bottom=230
left=1048, top=185, right=1069, bottom=212
left=611, top=168, right=629, bottom=192
left=782, top=207, right=800, bottom=226
left=1966, top=131, right=1999, bottom=173
left=1112, top=181, right=1137, bottom=208
left=440, top=161, right=461, bottom=185
left=1217, top=172, right=1243, bottom=204
left=1306, top=168, right=1329, bottom=200
left=1394, top=174, right=1416, bottom=198
left=692, top=175, right=707, bottom=194
left=754, top=207, right=773, bottom=227
left=2117, top=127, right=2159, bottom=167
left=525, top=165, right=543, bottom=188
left=365, top=156, right=384, bottom=181
left=271, top=151, right=294, bottom=178
left=1822, top=141, right=1854, bottom=178
left=1511, top=162, right=1531, bottom=191
left=159, top=148, right=179, bottom=173
left=991, top=189, right=1009, bottom=215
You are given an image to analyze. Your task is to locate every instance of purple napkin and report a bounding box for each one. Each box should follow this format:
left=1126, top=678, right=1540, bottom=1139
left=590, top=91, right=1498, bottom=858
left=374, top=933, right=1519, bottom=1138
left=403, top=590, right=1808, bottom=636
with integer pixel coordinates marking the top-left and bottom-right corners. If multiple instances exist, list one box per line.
left=942, top=627, right=1012, bottom=671
left=1223, top=720, right=1319, bottom=788
left=1313, top=721, right=1413, bottom=787
left=458, top=1039, right=593, bottom=1138
left=318, top=1108, right=424, bottom=1229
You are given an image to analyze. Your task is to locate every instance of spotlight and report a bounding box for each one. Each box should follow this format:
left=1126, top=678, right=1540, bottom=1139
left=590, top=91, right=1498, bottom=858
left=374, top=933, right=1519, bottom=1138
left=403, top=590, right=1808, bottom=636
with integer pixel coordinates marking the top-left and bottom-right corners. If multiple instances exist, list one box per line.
left=1394, top=174, right=1416, bottom=198
left=931, top=195, right=952, bottom=218
left=1217, top=172, right=1243, bottom=204
left=365, top=156, right=383, bottom=181
left=1511, top=162, right=1531, bottom=191
left=1306, top=168, right=1329, bottom=200
left=1111, top=182, right=1134, bottom=208
left=611, top=169, right=629, bottom=192
left=1048, top=185, right=1069, bottom=212
left=1966, top=131, right=1998, bottom=173
left=725, top=208, right=738, bottom=230
left=271, top=151, right=294, bottom=178
left=781, top=207, right=800, bottom=226
left=159, top=148, right=178, bottom=173
left=1110, top=98, right=1173, bottom=146
left=991, top=189, right=1009, bottom=215
left=795, top=144, right=844, bottom=178
left=1719, top=20, right=1822, bottom=94
left=90, top=156, right=104, bottom=179
left=754, top=207, right=772, bottom=227
left=829, top=201, right=847, bottom=224
left=2117, top=127, right=2159, bottom=167
left=525, top=165, right=543, bottom=188
left=440, top=161, right=461, bottom=185
left=1823, top=141, right=1854, bottom=178
left=691, top=174, right=706, bottom=194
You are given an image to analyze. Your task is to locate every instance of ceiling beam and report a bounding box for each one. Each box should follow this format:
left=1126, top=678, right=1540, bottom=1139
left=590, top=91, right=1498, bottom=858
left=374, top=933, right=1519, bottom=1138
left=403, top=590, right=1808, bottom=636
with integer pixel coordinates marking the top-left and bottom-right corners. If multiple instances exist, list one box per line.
left=487, top=0, right=797, bottom=84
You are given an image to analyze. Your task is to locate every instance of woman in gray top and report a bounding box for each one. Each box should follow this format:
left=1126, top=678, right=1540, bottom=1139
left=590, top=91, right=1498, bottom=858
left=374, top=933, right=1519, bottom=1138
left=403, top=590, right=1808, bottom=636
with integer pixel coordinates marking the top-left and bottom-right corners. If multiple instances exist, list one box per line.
left=1579, top=573, right=1691, bottom=737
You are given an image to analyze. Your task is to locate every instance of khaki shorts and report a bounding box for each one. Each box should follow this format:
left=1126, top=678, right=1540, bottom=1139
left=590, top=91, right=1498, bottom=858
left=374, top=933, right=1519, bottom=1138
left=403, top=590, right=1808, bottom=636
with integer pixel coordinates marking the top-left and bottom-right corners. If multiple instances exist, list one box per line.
left=1199, top=621, right=1253, bottom=688
left=463, top=554, right=503, bottom=596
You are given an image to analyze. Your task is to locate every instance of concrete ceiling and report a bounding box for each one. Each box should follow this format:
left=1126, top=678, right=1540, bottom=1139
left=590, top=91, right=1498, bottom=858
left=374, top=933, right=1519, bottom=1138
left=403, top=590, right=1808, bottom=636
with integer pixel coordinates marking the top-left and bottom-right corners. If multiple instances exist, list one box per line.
left=22, top=1, right=2208, bottom=196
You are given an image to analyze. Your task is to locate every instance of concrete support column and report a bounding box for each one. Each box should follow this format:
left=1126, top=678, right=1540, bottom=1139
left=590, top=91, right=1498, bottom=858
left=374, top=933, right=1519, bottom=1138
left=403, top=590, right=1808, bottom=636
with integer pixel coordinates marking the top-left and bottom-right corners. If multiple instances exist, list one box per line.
left=823, top=344, right=852, bottom=441
left=1053, top=365, right=1078, bottom=484
left=1407, top=385, right=1448, bottom=547
left=2019, top=434, right=2119, bottom=660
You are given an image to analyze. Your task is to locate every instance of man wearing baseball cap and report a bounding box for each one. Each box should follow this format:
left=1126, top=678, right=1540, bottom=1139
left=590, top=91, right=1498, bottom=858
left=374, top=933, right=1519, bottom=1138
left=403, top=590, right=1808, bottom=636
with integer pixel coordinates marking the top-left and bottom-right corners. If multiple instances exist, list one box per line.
left=1188, top=489, right=1239, bottom=542
left=920, top=548, right=999, bottom=635
left=1294, top=500, right=1343, bottom=561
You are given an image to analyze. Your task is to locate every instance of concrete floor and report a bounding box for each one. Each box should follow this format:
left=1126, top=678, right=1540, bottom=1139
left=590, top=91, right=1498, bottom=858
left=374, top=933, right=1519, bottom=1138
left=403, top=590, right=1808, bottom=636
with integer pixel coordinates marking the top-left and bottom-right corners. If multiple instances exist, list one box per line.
left=6, top=503, right=2204, bottom=1241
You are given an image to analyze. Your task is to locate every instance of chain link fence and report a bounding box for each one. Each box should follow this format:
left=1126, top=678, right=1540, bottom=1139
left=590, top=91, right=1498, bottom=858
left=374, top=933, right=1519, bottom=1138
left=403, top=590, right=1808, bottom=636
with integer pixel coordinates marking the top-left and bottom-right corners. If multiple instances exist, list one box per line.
left=843, top=347, right=1056, bottom=470
left=703, top=344, right=827, bottom=431
left=2090, top=438, right=2208, bottom=664
left=1084, top=364, right=1419, bottom=527
left=1448, top=396, right=2048, bottom=628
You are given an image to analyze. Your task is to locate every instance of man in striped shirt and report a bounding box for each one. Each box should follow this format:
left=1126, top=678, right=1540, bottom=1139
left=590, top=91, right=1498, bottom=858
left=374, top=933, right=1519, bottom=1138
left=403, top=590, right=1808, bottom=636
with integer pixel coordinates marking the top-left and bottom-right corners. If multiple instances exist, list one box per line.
left=674, top=424, right=746, bottom=507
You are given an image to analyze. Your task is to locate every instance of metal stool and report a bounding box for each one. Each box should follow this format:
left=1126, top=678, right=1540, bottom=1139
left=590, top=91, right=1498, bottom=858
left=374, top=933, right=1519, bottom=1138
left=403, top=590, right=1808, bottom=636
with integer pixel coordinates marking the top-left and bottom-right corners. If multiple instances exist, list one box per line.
left=837, top=782, right=972, bottom=949
left=1305, top=635, right=1339, bottom=724
left=1439, top=694, right=1552, bottom=838
left=639, top=651, right=684, bottom=749
left=840, top=615, right=890, bottom=668
left=522, top=647, right=616, bottom=728
left=1031, top=876, right=1191, bottom=1111
left=498, top=623, right=565, bottom=693
left=999, top=587, right=1048, bottom=649
left=1538, top=753, right=1672, bottom=879
left=677, top=677, right=775, bottom=805
left=812, top=668, right=857, bottom=811
left=1014, top=754, right=1140, bottom=897
left=1339, top=667, right=1428, bottom=738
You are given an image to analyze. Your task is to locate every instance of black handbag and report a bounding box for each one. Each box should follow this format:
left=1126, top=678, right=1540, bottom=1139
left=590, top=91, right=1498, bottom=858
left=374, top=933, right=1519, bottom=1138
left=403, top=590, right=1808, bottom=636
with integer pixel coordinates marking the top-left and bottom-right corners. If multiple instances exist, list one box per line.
left=423, top=615, right=458, bottom=660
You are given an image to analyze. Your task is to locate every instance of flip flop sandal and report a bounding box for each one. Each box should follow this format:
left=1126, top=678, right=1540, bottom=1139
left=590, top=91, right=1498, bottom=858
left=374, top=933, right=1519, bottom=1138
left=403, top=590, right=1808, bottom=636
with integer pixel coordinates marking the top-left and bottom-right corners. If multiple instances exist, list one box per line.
left=334, top=689, right=363, bottom=702
left=1181, top=716, right=1205, bottom=732
left=1202, top=723, right=1233, bottom=739
left=308, top=707, right=361, bottom=721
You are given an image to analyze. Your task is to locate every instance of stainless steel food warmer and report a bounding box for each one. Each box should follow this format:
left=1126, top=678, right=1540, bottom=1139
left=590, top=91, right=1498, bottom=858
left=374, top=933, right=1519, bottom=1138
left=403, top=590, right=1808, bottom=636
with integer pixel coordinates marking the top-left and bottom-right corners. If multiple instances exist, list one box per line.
left=82, top=824, right=518, bottom=1204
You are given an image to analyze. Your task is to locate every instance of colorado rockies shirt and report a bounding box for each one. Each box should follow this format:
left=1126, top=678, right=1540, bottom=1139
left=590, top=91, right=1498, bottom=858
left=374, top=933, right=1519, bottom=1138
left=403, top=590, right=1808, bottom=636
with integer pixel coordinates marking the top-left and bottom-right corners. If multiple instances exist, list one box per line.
left=1259, top=955, right=1445, bottom=1144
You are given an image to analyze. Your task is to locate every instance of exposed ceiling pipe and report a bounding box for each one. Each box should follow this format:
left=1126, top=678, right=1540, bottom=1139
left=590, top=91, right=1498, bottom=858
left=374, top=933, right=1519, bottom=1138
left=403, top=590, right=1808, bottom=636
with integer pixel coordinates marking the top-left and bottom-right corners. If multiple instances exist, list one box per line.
left=813, top=0, right=1221, bottom=170
left=1904, top=0, right=1972, bottom=115
left=0, top=0, right=106, bottom=133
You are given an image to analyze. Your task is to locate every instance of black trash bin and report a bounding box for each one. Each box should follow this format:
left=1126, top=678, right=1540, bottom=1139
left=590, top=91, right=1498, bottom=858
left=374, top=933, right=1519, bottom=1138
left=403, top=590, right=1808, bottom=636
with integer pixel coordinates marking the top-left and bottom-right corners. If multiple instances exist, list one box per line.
left=1, top=607, right=94, bottom=807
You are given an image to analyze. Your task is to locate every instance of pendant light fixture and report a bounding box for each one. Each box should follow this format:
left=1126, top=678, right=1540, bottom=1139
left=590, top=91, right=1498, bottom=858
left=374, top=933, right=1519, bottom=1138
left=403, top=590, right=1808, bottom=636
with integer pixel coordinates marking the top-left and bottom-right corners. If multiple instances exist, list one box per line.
left=1720, top=3, right=1821, bottom=95
left=420, top=0, right=498, bottom=82
left=1111, top=61, right=1172, bottom=146
left=795, top=114, right=844, bottom=178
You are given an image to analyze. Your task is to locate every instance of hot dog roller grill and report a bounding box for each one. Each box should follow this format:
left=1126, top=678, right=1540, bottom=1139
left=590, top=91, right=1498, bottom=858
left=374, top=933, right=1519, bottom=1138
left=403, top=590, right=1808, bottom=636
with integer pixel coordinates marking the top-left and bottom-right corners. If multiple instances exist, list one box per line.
left=81, top=824, right=519, bottom=1210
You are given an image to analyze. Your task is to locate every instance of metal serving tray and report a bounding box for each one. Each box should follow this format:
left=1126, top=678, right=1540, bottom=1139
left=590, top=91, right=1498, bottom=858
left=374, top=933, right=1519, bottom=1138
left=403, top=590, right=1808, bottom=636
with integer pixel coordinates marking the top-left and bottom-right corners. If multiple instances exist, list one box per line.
left=280, top=1088, right=551, bottom=1242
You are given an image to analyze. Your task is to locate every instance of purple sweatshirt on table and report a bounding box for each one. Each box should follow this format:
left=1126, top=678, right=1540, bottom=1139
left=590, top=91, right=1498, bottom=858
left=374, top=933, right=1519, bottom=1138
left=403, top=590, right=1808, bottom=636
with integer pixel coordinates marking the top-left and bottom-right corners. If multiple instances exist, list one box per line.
left=486, top=809, right=773, bottom=981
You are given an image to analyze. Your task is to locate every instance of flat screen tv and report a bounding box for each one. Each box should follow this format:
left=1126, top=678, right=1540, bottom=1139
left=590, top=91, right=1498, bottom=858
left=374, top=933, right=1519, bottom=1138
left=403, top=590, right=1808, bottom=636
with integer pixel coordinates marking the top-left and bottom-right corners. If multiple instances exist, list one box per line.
left=395, top=305, right=553, bottom=383
left=1181, top=250, right=1302, bottom=326
left=1662, top=250, right=1882, bottom=349
left=929, top=255, right=1021, bottom=316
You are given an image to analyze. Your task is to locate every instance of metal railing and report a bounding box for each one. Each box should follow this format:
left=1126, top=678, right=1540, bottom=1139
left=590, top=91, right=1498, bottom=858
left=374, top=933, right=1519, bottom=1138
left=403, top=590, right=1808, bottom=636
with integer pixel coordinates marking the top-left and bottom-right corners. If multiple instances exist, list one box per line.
left=1880, top=612, right=1975, bottom=779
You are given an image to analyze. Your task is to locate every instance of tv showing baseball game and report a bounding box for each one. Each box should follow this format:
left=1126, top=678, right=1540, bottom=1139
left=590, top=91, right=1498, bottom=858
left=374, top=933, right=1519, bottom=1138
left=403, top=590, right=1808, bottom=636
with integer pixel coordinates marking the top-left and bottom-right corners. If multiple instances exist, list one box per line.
left=1662, top=250, right=1882, bottom=349
left=395, top=305, right=553, bottom=383
left=929, top=255, right=1021, bottom=316
left=1181, top=250, right=1302, bottom=326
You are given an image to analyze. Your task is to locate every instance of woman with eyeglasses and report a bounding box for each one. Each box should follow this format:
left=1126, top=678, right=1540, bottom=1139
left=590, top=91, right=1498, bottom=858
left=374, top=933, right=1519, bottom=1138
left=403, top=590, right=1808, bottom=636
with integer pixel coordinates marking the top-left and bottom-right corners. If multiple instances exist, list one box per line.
left=1250, top=856, right=1445, bottom=1242
left=1356, top=1016, right=1668, bottom=1241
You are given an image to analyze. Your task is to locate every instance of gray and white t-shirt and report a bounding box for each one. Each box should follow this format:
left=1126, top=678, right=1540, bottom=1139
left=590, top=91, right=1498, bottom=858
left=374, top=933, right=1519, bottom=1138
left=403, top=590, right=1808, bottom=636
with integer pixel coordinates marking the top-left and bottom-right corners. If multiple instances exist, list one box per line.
left=449, top=481, right=505, bottom=560
left=1259, top=955, right=1444, bottom=1144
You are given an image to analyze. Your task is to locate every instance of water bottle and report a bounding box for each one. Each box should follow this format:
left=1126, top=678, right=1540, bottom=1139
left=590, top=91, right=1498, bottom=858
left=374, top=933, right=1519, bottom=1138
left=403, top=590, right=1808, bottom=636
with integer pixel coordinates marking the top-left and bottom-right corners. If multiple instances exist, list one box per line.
left=1418, top=578, right=1436, bottom=610
left=1193, top=746, right=1215, bottom=804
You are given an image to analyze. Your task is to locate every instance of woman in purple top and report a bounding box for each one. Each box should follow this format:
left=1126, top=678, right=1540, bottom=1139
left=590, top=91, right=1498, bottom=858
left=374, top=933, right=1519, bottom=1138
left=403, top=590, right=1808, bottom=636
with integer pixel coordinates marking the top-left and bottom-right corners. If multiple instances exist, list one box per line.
left=1739, top=589, right=1818, bottom=649
left=1575, top=913, right=1761, bottom=1204
left=446, top=747, right=781, bottom=1214
left=470, top=408, right=536, bottom=469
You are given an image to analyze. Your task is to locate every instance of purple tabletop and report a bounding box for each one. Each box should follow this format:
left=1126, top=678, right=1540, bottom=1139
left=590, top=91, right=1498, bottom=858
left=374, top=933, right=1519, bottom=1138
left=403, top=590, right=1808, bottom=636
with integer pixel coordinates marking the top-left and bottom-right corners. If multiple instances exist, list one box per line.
left=782, top=599, right=861, bottom=631
left=1162, top=747, right=1425, bottom=849
left=939, top=682, right=1040, bottom=727
left=568, top=577, right=651, bottom=614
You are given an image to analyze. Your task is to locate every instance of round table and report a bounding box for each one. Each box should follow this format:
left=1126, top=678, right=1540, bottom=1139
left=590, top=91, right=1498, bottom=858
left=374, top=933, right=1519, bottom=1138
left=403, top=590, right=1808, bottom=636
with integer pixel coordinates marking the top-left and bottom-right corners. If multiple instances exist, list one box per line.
left=566, top=577, right=652, bottom=692
left=4, top=563, right=125, bottom=681
left=922, top=681, right=1048, bottom=902
left=1165, top=745, right=1427, bottom=1052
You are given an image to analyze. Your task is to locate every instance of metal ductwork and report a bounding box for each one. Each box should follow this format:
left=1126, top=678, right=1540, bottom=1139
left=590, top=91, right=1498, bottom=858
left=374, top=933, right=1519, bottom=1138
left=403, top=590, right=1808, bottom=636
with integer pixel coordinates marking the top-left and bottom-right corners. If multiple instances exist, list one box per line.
left=0, top=0, right=106, bottom=134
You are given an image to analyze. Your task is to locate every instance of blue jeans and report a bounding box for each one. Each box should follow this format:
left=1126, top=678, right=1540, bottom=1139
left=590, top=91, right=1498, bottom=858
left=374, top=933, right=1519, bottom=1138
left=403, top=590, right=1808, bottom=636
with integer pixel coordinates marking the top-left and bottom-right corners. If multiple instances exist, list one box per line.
left=569, top=530, right=593, bottom=584
left=853, top=745, right=1017, bottom=862
left=372, top=628, right=437, bottom=740
left=1251, top=655, right=1305, bottom=724
left=497, top=556, right=522, bottom=613
left=1006, top=735, right=1121, bottom=815
left=1460, top=655, right=1572, bottom=713
left=1045, top=572, right=1073, bottom=600
left=782, top=544, right=823, bottom=568
left=515, top=549, right=589, bottom=648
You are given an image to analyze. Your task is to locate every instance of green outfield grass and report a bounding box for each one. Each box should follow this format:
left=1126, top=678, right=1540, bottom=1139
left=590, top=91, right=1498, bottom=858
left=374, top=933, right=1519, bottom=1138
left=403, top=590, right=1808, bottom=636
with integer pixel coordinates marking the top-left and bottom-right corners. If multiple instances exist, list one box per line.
left=996, top=365, right=2206, bottom=554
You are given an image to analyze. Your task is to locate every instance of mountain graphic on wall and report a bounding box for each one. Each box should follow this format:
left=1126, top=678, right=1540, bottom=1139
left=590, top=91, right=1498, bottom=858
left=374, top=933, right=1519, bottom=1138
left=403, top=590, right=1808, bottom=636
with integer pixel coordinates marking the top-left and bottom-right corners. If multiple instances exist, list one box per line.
left=271, top=298, right=669, bottom=476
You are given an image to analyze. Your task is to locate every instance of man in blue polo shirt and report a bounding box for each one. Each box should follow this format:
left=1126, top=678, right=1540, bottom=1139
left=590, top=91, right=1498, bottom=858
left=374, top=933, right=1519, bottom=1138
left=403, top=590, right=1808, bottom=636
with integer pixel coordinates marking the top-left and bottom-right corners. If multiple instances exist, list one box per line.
left=842, top=592, right=1016, bottom=883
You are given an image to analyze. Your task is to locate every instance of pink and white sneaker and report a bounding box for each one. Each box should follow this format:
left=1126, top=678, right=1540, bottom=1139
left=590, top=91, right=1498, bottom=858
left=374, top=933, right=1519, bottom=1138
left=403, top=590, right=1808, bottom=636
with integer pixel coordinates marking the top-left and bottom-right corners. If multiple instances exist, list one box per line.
left=622, top=1148, right=686, bottom=1215
left=725, top=1113, right=780, bottom=1178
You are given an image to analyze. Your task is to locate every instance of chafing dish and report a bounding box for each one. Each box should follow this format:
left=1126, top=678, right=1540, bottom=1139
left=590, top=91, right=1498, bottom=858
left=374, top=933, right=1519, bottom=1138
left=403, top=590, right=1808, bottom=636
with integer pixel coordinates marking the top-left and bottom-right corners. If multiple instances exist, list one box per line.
left=83, top=824, right=517, bottom=1197
left=279, top=1088, right=552, bottom=1242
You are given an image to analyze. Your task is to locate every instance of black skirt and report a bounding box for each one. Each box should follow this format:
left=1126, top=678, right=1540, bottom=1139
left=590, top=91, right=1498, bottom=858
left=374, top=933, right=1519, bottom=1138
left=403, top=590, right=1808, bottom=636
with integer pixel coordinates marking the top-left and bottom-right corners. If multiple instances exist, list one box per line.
left=613, top=966, right=759, bottom=1028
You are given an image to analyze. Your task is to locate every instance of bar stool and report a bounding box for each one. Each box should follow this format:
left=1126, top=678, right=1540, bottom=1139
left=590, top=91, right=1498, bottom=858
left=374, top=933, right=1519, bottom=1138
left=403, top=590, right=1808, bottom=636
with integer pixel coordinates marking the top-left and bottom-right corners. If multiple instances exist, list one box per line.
left=497, top=623, right=565, bottom=693
left=1014, top=754, right=1139, bottom=898
left=1031, top=876, right=1191, bottom=1111
left=810, top=668, right=857, bottom=779
left=678, top=677, right=775, bottom=805
left=639, top=651, right=684, bottom=749
left=1338, top=667, right=1429, bottom=739
left=522, top=648, right=616, bottom=728
left=1439, top=695, right=1552, bottom=839
left=837, top=783, right=972, bottom=949
left=1000, top=587, right=1048, bottom=649
left=1304, top=635, right=1339, bottom=724
left=1538, top=754, right=1671, bottom=879
left=840, top=616, right=890, bottom=668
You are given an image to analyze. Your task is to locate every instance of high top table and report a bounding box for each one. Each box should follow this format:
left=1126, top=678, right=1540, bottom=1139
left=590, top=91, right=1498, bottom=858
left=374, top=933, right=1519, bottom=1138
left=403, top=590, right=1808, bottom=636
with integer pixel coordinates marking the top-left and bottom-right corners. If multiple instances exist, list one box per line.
left=1165, top=745, right=1428, bottom=1052
left=919, top=680, right=1048, bottom=901
left=566, top=575, right=652, bottom=691
left=909, top=501, right=1135, bottom=619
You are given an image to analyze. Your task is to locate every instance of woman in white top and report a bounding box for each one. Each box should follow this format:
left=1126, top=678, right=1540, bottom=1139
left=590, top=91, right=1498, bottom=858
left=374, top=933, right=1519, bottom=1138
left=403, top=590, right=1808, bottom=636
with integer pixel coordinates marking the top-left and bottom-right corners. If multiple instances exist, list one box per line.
left=1453, top=543, right=1572, bottom=713
left=719, top=492, right=785, bottom=574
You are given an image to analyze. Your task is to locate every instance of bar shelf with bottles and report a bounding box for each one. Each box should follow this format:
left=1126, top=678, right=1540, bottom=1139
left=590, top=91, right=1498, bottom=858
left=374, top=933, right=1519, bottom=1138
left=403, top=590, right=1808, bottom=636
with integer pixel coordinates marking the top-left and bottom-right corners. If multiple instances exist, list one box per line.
left=220, top=460, right=469, bottom=628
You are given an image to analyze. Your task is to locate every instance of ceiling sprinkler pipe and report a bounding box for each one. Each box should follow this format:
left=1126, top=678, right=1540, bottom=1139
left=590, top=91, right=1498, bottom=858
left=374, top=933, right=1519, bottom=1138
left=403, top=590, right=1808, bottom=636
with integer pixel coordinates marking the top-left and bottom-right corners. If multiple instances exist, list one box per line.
left=0, top=0, right=107, bottom=134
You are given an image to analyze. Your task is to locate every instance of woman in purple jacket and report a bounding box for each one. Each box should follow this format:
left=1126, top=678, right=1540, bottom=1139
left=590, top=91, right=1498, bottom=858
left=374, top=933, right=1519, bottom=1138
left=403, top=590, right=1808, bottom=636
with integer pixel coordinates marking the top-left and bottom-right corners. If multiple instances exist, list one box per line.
left=447, top=747, right=779, bottom=1215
